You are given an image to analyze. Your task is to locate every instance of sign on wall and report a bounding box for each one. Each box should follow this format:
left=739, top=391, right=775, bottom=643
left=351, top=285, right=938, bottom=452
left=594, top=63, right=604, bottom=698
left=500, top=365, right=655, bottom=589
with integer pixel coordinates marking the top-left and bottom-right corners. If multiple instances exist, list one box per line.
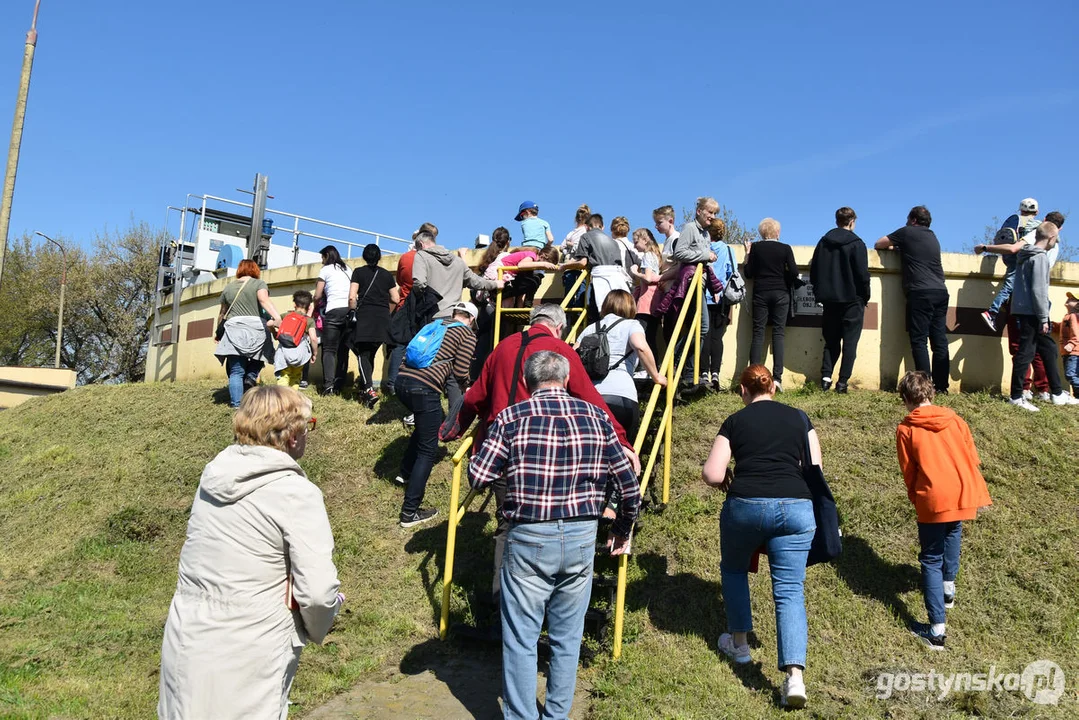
left=792, top=280, right=823, bottom=316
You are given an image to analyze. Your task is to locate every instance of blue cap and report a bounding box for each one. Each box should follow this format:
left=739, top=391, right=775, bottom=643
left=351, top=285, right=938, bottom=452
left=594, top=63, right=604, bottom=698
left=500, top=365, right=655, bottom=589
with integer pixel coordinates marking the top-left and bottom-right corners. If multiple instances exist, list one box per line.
left=515, top=201, right=538, bottom=222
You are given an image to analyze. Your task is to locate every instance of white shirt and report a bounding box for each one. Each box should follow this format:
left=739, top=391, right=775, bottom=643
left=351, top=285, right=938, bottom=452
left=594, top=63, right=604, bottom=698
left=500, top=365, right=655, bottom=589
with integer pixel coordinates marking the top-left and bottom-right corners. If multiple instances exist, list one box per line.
left=318, top=264, right=353, bottom=311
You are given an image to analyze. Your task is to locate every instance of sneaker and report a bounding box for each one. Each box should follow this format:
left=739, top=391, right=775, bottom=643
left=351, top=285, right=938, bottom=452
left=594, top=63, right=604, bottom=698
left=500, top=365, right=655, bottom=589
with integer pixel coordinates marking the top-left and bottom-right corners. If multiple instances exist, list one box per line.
left=781, top=674, right=807, bottom=709
left=980, top=311, right=996, bottom=332
left=834, top=381, right=848, bottom=394
left=632, top=370, right=649, bottom=380
left=1038, top=391, right=1052, bottom=402
left=393, top=475, right=407, bottom=486
left=820, top=378, right=832, bottom=392
left=298, top=380, right=309, bottom=389
left=912, top=624, right=946, bottom=650
left=1008, top=397, right=1040, bottom=412
left=1051, top=392, right=1079, bottom=406
left=1022, top=389, right=1034, bottom=401
left=363, top=389, right=380, bottom=408
left=399, top=507, right=438, bottom=528
left=717, top=633, right=751, bottom=664
left=774, top=381, right=783, bottom=393
left=943, top=592, right=956, bottom=609
left=402, top=413, right=416, bottom=427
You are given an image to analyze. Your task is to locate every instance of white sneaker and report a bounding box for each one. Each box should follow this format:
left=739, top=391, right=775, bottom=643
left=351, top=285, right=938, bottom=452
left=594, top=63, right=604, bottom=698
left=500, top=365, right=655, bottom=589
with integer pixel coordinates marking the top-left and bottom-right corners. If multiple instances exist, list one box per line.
left=782, top=674, right=807, bottom=709
left=1022, top=389, right=1034, bottom=401
left=1051, top=392, right=1079, bottom=406
left=717, top=633, right=751, bottom=664
left=393, top=475, right=407, bottom=486
left=774, top=382, right=783, bottom=393
left=1008, top=397, right=1040, bottom=412
left=1038, top=392, right=1052, bottom=402
left=632, top=370, right=648, bottom=380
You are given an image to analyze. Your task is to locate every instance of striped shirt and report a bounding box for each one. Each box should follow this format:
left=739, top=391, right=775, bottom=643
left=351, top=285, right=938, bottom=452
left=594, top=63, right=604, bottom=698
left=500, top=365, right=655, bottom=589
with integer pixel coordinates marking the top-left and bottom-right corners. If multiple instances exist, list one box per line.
left=396, top=322, right=476, bottom=393
left=468, top=387, right=640, bottom=537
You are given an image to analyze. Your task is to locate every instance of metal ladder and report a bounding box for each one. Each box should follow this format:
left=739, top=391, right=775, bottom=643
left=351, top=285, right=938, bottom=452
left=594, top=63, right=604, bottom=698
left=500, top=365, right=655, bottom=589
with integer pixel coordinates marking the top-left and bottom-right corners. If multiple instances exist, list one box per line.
left=151, top=210, right=195, bottom=346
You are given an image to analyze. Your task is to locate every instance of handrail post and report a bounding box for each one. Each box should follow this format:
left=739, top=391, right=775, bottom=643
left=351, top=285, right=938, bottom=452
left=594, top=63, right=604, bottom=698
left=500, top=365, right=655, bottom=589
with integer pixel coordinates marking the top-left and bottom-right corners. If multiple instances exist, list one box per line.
left=694, top=266, right=703, bottom=385
left=440, top=436, right=474, bottom=640
left=494, top=267, right=504, bottom=349
left=664, top=323, right=675, bottom=504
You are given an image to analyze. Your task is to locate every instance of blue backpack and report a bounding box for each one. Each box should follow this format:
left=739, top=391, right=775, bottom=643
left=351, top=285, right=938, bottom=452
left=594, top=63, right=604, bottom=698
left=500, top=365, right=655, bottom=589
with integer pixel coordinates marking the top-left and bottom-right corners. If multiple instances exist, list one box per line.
left=404, top=319, right=464, bottom=369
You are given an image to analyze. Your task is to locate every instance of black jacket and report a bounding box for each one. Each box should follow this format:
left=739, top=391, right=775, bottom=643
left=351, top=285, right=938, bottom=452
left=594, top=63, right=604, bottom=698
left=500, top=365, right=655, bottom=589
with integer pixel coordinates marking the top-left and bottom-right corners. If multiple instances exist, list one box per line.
left=810, top=229, right=870, bottom=305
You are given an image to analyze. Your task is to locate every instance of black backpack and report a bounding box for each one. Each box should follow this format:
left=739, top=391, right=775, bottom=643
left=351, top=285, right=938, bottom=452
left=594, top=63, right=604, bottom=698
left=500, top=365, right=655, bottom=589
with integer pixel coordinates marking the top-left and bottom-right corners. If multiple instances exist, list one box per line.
left=577, top=318, right=632, bottom=382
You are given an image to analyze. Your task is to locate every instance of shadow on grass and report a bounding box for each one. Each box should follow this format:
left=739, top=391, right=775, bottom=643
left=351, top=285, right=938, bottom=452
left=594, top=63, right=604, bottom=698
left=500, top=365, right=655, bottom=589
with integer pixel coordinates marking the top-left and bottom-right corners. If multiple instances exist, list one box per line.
left=405, top=511, right=495, bottom=628
left=833, top=535, right=920, bottom=629
left=398, top=637, right=504, bottom=719
left=625, top=552, right=780, bottom=704
left=366, top=396, right=410, bottom=425
left=210, top=386, right=232, bottom=406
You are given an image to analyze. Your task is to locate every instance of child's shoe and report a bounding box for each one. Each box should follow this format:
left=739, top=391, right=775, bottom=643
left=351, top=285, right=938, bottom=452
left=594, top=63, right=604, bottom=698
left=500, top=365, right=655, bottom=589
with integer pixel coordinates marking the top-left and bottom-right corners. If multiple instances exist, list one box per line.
left=911, top=623, right=946, bottom=650
left=781, top=674, right=807, bottom=708
left=717, top=633, right=751, bottom=664
left=980, top=311, right=997, bottom=332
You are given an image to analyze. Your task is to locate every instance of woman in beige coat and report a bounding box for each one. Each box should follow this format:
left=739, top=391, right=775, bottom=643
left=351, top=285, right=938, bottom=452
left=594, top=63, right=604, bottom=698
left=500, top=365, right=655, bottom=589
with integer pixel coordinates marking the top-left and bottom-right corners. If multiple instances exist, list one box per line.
left=159, top=386, right=343, bottom=719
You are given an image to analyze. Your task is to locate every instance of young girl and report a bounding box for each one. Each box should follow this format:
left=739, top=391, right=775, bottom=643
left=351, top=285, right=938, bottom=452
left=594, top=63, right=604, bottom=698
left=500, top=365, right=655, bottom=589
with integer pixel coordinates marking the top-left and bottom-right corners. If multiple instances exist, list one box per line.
left=631, top=228, right=664, bottom=361
left=896, top=371, right=991, bottom=649
left=1060, top=292, right=1079, bottom=396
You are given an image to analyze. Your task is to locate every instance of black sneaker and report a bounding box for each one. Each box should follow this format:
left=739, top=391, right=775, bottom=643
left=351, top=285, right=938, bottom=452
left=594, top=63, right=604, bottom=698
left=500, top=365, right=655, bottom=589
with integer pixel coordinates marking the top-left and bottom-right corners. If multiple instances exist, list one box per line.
left=821, top=379, right=832, bottom=392
left=400, top=507, right=439, bottom=528
left=298, top=380, right=310, bottom=389
left=835, top=381, right=848, bottom=394
left=911, top=623, right=946, bottom=650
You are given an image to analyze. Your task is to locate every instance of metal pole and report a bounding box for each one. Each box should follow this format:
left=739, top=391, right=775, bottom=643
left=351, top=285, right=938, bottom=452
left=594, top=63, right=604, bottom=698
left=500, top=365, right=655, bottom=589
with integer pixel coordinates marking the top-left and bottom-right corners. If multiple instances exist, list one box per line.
left=35, top=230, right=64, bottom=368
left=0, top=1, right=41, bottom=290
left=248, top=173, right=269, bottom=267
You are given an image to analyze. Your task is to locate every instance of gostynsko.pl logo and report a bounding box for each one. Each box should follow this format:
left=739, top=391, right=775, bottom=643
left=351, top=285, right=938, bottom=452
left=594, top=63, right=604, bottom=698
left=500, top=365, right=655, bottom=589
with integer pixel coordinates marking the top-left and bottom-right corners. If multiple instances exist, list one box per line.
left=875, top=660, right=1065, bottom=705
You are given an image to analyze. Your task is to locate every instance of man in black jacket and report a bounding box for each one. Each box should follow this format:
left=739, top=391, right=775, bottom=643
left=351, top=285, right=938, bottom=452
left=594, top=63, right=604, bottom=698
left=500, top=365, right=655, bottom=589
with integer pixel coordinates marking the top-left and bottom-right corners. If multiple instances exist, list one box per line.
left=810, top=207, right=870, bottom=393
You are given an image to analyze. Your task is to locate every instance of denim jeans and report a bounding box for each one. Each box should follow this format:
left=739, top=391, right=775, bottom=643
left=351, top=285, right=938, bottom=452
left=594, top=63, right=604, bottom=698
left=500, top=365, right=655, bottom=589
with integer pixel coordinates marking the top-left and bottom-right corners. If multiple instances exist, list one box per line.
left=720, top=497, right=815, bottom=670
left=704, top=303, right=730, bottom=376
left=386, top=344, right=406, bottom=393
left=396, top=376, right=444, bottom=517
left=225, top=356, right=263, bottom=408
left=917, top=521, right=962, bottom=625
left=906, top=289, right=951, bottom=392
left=1010, top=315, right=1063, bottom=399
left=987, top=266, right=1016, bottom=316
left=1065, top=356, right=1079, bottom=393
left=501, top=519, right=598, bottom=720
left=750, top=289, right=790, bottom=383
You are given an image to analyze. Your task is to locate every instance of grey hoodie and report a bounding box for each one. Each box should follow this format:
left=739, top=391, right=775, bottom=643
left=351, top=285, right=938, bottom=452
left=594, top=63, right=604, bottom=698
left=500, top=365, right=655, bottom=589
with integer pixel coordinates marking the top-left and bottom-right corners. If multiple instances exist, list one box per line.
left=1011, top=244, right=1051, bottom=324
left=413, top=244, right=499, bottom=318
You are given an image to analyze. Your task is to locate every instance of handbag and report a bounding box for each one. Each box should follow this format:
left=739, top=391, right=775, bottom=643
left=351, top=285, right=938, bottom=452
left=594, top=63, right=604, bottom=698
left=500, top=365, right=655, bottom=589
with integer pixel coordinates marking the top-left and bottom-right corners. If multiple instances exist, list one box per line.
left=801, top=412, right=842, bottom=566
left=722, top=244, right=746, bottom=305
left=215, top=277, right=251, bottom=341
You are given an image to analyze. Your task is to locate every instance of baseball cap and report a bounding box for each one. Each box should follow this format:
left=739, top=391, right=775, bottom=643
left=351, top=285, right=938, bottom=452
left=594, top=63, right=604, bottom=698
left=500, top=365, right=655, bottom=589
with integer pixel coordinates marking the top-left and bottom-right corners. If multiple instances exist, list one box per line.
left=448, top=301, right=479, bottom=319
left=515, top=200, right=538, bottom=222
left=1020, top=198, right=1039, bottom=214
left=1067, top=292, right=1078, bottom=303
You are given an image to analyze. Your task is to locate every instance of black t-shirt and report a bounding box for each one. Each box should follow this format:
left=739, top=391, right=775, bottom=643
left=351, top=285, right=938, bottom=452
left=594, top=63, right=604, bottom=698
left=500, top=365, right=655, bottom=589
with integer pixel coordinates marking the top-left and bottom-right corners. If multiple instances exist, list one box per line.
left=886, top=225, right=946, bottom=294
left=350, top=266, right=396, bottom=308
left=718, top=401, right=813, bottom=500
left=744, top=240, right=799, bottom=293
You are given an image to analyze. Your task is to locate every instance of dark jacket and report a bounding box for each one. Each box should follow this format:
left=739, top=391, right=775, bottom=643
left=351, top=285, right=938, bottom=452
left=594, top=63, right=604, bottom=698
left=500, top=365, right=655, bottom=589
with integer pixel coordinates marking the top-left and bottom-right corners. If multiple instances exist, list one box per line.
left=810, top=229, right=870, bottom=305
left=743, top=240, right=799, bottom=293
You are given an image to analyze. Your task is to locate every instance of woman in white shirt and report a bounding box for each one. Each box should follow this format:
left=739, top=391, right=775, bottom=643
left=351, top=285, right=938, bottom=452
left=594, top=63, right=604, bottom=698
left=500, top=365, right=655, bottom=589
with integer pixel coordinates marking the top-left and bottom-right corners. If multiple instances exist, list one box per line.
left=313, top=245, right=353, bottom=395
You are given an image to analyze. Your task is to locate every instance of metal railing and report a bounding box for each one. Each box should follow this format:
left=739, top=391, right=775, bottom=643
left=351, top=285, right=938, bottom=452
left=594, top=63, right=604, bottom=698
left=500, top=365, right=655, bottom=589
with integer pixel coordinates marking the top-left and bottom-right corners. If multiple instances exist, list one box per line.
left=491, top=265, right=591, bottom=345
left=438, top=265, right=706, bottom=661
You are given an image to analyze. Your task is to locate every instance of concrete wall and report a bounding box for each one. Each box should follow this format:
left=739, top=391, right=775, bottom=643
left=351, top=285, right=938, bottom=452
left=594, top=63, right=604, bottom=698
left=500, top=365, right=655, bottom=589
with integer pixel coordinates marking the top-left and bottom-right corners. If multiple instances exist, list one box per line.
left=0, top=366, right=78, bottom=408
left=146, top=247, right=1079, bottom=394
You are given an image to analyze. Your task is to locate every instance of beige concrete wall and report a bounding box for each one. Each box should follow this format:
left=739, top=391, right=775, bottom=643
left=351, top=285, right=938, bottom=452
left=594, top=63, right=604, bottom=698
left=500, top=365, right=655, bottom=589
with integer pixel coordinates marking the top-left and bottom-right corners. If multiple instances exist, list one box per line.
left=0, top=366, right=78, bottom=408
left=147, top=248, right=1079, bottom=394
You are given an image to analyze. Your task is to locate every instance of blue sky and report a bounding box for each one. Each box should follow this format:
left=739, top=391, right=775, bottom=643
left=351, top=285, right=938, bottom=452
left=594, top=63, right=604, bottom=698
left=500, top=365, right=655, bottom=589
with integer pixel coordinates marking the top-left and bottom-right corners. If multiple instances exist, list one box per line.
left=1, top=0, right=1076, bottom=256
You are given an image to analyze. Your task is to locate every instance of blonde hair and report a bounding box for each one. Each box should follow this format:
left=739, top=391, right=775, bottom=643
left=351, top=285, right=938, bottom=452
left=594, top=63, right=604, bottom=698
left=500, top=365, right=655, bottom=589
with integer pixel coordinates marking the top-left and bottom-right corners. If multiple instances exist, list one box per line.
left=610, top=216, right=630, bottom=238
left=574, top=204, right=592, bottom=226
left=696, top=196, right=719, bottom=212
left=233, top=386, right=312, bottom=452
left=652, top=205, right=675, bottom=221
left=758, top=217, right=781, bottom=240
left=632, top=227, right=662, bottom=259
left=897, top=371, right=935, bottom=405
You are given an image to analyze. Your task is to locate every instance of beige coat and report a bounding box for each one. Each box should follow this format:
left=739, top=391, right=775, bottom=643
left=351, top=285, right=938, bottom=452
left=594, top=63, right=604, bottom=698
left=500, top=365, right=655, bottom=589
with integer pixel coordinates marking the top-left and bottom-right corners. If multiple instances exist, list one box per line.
left=158, top=445, right=341, bottom=719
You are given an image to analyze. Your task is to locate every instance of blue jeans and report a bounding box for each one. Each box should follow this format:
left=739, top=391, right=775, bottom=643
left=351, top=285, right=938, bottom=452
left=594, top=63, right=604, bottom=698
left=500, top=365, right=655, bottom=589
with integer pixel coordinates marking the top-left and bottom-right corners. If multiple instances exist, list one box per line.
left=987, top=266, right=1016, bottom=316
left=225, top=356, right=262, bottom=408
left=918, top=521, right=962, bottom=625
left=396, top=375, right=444, bottom=518
left=1064, top=356, right=1079, bottom=393
left=720, top=497, right=815, bottom=670
left=501, top=519, right=597, bottom=720
left=386, top=344, right=406, bottom=393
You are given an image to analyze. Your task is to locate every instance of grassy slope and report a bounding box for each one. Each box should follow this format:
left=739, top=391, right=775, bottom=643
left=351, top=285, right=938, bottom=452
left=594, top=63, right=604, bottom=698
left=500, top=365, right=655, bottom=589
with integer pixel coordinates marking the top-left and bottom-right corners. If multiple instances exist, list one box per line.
left=0, top=381, right=1076, bottom=718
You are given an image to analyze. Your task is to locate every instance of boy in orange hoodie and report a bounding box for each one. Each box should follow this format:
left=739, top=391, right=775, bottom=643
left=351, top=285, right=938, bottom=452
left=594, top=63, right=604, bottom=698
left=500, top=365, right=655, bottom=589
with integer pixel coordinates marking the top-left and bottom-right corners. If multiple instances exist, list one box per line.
left=896, top=371, right=992, bottom=649
left=1060, top=293, right=1079, bottom=397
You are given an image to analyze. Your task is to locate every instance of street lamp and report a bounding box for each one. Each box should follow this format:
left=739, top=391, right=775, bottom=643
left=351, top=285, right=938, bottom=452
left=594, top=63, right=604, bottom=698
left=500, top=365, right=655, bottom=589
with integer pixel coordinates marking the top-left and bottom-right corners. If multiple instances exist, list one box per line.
left=34, top=230, right=64, bottom=369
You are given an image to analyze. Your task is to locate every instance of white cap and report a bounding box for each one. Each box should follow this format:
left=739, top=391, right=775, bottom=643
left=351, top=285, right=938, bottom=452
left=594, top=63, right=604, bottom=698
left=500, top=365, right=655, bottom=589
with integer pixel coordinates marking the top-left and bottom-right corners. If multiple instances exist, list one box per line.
left=1019, top=198, right=1038, bottom=214
left=449, top=301, right=479, bottom=319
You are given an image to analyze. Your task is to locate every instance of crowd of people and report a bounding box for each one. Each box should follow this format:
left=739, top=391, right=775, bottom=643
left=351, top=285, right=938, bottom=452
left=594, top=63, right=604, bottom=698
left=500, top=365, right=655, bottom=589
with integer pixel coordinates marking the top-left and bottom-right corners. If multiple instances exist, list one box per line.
left=175, top=195, right=1072, bottom=717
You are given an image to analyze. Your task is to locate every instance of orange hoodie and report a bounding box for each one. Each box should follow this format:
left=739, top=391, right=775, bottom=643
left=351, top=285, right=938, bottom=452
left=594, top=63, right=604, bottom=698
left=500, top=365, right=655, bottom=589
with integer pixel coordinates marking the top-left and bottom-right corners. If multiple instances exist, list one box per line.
left=896, top=405, right=992, bottom=523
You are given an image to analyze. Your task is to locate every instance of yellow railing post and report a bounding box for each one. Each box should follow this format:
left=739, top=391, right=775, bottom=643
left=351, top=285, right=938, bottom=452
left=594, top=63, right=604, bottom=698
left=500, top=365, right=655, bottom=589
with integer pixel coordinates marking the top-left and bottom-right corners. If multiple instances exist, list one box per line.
left=493, top=267, right=504, bottom=349
left=440, top=435, right=474, bottom=640
left=693, top=267, right=703, bottom=385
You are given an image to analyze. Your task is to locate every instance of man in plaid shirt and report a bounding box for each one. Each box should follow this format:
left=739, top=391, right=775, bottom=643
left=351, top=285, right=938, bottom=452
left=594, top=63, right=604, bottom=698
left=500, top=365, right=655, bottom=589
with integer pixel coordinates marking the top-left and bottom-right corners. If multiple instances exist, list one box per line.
left=469, top=350, right=639, bottom=720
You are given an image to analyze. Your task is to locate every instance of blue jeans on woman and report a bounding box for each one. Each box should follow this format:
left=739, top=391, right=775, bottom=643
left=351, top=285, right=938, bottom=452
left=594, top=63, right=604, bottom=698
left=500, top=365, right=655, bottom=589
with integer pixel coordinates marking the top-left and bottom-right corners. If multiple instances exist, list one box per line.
left=501, top=519, right=597, bottom=720
left=396, top=375, right=444, bottom=519
left=918, top=521, right=962, bottom=625
left=1064, top=355, right=1079, bottom=394
left=720, top=497, right=815, bottom=670
left=225, top=356, right=263, bottom=408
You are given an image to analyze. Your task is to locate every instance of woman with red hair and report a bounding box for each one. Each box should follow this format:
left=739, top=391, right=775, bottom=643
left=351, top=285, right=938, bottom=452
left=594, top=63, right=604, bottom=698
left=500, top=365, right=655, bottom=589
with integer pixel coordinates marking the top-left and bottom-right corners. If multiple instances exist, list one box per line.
left=702, top=364, right=820, bottom=709
left=214, top=260, right=283, bottom=408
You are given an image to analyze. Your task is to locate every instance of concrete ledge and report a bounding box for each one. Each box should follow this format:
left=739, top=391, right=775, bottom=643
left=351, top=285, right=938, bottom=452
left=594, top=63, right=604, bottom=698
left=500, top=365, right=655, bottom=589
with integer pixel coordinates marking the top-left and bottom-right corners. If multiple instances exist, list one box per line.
left=0, top=367, right=78, bottom=408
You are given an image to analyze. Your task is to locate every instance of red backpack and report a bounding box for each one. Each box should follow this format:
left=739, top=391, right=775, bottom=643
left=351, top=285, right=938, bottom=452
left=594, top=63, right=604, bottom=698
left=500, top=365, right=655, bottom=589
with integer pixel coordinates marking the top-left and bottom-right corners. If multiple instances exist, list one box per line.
left=276, top=312, right=308, bottom=348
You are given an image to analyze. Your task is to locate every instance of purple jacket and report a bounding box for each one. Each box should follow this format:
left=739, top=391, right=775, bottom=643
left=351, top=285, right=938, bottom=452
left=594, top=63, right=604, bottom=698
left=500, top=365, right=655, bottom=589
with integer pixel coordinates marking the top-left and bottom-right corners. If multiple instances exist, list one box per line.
left=654, top=263, right=724, bottom=317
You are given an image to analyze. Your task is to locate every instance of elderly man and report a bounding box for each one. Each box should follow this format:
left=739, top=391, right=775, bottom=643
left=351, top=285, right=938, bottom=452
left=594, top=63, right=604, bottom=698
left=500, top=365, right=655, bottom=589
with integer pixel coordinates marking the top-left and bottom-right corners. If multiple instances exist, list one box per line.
left=469, top=351, right=640, bottom=720
left=459, top=303, right=638, bottom=612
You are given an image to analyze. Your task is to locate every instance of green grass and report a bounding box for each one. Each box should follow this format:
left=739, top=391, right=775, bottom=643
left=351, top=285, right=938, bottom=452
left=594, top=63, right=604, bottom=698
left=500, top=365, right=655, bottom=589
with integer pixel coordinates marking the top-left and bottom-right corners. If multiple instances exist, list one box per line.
left=0, top=380, right=1077, bottom=718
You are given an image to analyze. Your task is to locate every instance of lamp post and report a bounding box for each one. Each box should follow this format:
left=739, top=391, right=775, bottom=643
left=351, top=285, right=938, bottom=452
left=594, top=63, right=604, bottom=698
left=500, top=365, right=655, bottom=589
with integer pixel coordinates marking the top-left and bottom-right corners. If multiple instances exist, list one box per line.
left=34, top=231, right=64, bottom=368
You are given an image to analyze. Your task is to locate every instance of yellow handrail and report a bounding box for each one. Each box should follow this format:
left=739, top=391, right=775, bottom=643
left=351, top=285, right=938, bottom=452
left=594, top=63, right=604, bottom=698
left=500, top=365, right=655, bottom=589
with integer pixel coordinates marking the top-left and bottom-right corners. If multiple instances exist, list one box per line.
left=492, top=265, right=590, bottom=349
left=440, top=432, right=476, bottom=640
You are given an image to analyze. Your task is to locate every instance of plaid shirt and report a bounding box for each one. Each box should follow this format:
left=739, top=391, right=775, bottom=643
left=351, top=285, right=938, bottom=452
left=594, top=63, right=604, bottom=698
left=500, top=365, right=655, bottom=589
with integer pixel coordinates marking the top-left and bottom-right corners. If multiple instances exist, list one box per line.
left=468, top=386, right=640, bottom=537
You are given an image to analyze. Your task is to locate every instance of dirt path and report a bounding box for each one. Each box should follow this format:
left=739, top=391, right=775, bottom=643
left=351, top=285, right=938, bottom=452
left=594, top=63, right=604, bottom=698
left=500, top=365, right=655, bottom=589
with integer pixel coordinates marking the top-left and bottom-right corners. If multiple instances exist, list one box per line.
left=306, top=641, right=590, bottom=720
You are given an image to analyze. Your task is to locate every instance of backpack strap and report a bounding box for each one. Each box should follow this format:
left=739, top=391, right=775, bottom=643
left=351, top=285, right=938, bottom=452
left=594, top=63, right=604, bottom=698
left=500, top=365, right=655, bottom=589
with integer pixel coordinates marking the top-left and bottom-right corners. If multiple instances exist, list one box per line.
left=598, top=318, right=635, bottom=370
left=223, top=277, right=252, bottom=320
left=508, top=329, right=537, bottom=405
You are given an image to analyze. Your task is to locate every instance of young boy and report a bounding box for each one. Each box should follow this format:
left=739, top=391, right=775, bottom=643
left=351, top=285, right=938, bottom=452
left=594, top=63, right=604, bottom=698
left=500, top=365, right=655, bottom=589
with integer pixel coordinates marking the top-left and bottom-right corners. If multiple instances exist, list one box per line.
left=1008, top=222, right=1079, bottom=410
left=273, top=290, right=319, bottom=387
left=515, top=200, right=555, bottom=250
left=896, top=371, right=992, bottom=649
left=1060, top=292, right=1079, bottom=397
left=975, top=197, right=1040, bottom=331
